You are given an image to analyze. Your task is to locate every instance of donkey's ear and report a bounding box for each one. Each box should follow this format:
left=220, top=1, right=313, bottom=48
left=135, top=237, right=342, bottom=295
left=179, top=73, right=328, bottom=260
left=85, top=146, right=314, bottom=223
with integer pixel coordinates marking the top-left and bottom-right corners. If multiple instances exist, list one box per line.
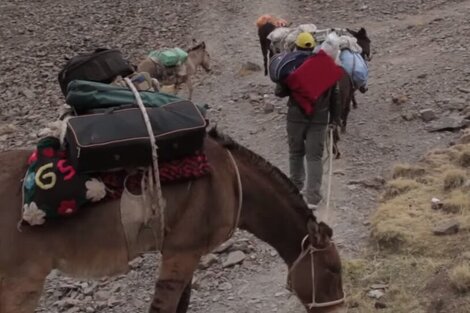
left=192, top=38, right=198, bottom=44
left=201, top=41, right=206, bottom=48
left=318, top=222, right=333, bottom=239
left=358, top=27, right=367, bottom=36
left=307, top=218, right=333, bottom=248
left=346, top=28, right=357, bottom=35
left=307, top=218, right=320, bottom=245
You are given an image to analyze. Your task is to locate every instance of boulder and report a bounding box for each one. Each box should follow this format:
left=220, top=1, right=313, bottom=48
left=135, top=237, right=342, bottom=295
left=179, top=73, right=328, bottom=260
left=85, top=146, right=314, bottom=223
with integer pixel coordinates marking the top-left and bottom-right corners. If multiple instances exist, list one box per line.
left=432, top=220, right=460, bottom=236
left=222, top=250, right=246, bottom=267
left=419, top=109, right=436, bottom=122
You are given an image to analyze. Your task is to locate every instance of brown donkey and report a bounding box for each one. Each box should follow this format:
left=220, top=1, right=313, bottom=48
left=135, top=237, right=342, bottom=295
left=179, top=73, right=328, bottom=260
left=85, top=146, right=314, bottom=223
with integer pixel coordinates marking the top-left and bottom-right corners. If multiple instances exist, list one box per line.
left=137, top=42, right=211, bottom=100
left=0, top=130, right=345, bottom=313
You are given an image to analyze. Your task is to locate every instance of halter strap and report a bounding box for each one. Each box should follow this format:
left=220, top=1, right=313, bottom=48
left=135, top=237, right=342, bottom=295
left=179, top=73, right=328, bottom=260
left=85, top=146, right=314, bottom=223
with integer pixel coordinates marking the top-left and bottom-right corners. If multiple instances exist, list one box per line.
left=288, top=235, right=345, bottom=308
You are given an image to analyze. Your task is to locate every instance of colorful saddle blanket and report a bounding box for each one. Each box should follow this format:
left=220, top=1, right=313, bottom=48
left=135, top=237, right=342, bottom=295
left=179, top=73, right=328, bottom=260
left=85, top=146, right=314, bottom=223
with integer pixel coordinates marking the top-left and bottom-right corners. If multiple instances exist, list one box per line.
left=22, top=137, right=210, bottom=226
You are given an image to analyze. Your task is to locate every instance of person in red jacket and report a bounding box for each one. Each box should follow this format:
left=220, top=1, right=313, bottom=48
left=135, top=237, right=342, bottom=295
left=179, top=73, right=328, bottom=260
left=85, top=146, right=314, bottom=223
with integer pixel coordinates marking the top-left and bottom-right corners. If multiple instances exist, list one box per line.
left=275, top=32, right=342, bottom=209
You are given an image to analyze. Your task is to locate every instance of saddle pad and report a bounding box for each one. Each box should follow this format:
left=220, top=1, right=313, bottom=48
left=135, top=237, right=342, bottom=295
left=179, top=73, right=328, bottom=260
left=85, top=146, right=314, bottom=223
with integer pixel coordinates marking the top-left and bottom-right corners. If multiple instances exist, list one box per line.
left=100, top=150, right=211, bottom=200
left=21, top=137, right=210, bottom=226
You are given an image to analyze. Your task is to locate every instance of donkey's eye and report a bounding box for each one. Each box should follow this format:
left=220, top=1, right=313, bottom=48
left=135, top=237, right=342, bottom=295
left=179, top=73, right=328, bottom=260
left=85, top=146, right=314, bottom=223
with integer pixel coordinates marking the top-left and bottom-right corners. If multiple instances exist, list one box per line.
left=326, top=262, right=341, bottom=274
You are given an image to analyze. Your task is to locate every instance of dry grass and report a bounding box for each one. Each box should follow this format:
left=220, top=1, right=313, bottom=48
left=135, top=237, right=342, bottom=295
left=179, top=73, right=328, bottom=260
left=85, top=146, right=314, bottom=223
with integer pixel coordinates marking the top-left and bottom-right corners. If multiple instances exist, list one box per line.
left=346, top=142, right=470, bottom=312
left=443, top=169, right=466, bottom=191
left=392, top=163, right=426, bottom=179
left=449, top=263, right=470, bottom=293
left=372, top=147, right=469, bottom=254
left=442, top=190, right=470, bottom=214
left=458, top=148, right=470, bottom=168
left=343, top=256, right=444, bottom=313
left=382, top=178, right=420, bottom=201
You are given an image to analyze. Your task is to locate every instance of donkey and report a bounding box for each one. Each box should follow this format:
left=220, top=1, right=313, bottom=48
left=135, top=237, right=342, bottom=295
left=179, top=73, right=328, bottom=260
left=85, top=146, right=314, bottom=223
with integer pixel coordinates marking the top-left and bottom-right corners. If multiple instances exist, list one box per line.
left=256, top=14, right=289, bottom=76
left=334, top=26, right=372, bottom=157
left=137, top=41, right=211, bottom=100
left=340, top=28, right=371, bottom=133
left=0, top=129, right=346, bottom=313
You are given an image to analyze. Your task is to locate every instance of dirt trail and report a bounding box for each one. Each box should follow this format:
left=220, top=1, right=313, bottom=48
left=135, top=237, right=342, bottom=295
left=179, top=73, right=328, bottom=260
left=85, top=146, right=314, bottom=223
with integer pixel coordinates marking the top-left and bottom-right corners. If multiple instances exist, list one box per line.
left=188, top=3, right=305, bottom=312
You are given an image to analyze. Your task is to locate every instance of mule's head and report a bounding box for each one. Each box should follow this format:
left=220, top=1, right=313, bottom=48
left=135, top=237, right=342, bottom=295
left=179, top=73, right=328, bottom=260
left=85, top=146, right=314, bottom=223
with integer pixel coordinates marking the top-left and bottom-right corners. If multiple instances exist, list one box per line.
left=288, top=217, right=345, bottom=313
left=188, top=40, right=211, bottom=73
left=347, top=27, right=371, bottom=61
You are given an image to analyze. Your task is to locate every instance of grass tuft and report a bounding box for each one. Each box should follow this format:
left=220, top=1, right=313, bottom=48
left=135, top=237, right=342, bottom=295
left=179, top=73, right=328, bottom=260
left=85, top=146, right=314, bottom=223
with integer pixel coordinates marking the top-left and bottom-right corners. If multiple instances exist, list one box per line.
left=443, top=169, right=466, bottom=191
left=382, top=178, right=420, bottom=201
left=392, top=164, right=426, bottom=179
left=449, top=263, right=470, bottom=293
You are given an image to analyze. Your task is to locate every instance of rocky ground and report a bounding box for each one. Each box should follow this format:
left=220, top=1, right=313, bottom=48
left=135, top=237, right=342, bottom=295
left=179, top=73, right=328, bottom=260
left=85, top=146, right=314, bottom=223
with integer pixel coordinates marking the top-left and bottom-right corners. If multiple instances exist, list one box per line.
left=1, top=0, right=469, bottom=312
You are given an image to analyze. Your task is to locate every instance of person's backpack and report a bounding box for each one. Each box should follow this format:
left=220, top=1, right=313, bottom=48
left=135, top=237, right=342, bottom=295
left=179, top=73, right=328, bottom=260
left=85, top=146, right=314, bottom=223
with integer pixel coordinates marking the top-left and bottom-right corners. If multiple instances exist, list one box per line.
left=339, top=49, right=368, bottom=88
left=57, top=48, right=134, bottom=97
left=268, top=51, right=310, bottom=83
left=285, top=50, right=344, bottom=116
left=148, top=48, right=188, bottom=67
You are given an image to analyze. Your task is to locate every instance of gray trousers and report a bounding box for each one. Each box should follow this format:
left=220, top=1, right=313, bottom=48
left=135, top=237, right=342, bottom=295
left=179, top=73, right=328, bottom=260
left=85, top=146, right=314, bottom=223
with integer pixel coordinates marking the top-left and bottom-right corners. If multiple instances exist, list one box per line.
left=287, top=121, right=327, bottom=205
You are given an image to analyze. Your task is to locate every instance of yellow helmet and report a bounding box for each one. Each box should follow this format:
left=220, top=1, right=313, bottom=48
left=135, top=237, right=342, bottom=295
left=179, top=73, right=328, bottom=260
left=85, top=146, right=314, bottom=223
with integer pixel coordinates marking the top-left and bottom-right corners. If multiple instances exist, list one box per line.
left=295, top=32, right=316, bottom=49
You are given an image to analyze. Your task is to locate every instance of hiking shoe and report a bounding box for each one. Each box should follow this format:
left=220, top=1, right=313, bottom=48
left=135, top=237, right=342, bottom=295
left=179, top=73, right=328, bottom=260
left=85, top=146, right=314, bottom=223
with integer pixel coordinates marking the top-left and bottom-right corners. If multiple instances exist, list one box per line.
left=359, top=86, right=368, bottom=93
left=307, top=203, right=318, bottom=210
left=302, top=195, right=320, bottom=210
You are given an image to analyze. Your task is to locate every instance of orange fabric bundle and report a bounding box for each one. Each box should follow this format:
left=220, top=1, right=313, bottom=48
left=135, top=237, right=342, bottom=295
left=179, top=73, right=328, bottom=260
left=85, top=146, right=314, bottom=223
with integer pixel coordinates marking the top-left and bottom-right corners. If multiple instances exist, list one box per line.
left=256, top=14, right=288, bottom=28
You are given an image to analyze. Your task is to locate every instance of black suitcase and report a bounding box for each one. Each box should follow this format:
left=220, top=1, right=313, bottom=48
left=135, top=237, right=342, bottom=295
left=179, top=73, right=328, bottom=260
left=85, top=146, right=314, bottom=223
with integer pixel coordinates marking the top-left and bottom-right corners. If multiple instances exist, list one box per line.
left=58, top=48, right=134, bottom=97
left=65, top=100, right=207, bottom=173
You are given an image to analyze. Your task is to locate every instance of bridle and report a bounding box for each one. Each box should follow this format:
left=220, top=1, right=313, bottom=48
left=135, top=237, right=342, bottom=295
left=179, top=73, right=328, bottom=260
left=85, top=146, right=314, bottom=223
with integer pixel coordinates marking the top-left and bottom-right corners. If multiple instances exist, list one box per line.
left=287, top=235, right=345, bottom=309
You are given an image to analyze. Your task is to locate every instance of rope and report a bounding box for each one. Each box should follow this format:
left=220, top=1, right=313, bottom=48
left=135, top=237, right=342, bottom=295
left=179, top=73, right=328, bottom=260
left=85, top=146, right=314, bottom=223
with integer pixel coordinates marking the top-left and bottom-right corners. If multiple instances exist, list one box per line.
left=17, top=172, right=29, bottom=232
left=124, top=77, right=166, bottom=250
left=225, top=150, right=243, bottom=240
left=324, top=128, right=334, bottom=223
left=351, top=48, right=357, bottom=89
left=151, top=78, right=161, bottom=91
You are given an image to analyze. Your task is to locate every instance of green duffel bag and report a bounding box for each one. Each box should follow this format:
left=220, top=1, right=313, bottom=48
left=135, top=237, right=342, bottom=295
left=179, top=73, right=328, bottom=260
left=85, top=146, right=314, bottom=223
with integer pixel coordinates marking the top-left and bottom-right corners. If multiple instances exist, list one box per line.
left=65, top=80, right=194, bottom=115
left=148, top=48, right=188, bottom=67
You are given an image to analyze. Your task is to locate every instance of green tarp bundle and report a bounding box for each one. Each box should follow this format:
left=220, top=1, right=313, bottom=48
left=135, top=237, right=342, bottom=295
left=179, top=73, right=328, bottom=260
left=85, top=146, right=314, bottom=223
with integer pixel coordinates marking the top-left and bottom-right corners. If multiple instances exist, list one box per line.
left=148, top=48, right=188, bottom=67
left=65, top=80, right=207, bottom=115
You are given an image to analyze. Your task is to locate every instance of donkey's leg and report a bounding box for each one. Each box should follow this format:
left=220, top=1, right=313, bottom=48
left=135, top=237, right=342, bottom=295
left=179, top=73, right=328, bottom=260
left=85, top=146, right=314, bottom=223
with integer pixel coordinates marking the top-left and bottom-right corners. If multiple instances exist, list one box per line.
left=260, top=42, right=269, bottom=76
left=176, top=280, right=192, bottom=313
left=186, top=77, right=193, bottom=100
left=148, top=252, right=201, bottom=313
left=352, top=92, right=358, bottom=109
left=341, top=99, right=351, bottom=134
left=0, top=266, right=49, bottom=313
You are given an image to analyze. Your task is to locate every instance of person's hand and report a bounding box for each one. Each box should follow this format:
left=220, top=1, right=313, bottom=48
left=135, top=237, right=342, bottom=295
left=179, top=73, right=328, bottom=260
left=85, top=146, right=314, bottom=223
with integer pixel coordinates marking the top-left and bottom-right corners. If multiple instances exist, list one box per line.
left=328, top=122, right=339, bottom=132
